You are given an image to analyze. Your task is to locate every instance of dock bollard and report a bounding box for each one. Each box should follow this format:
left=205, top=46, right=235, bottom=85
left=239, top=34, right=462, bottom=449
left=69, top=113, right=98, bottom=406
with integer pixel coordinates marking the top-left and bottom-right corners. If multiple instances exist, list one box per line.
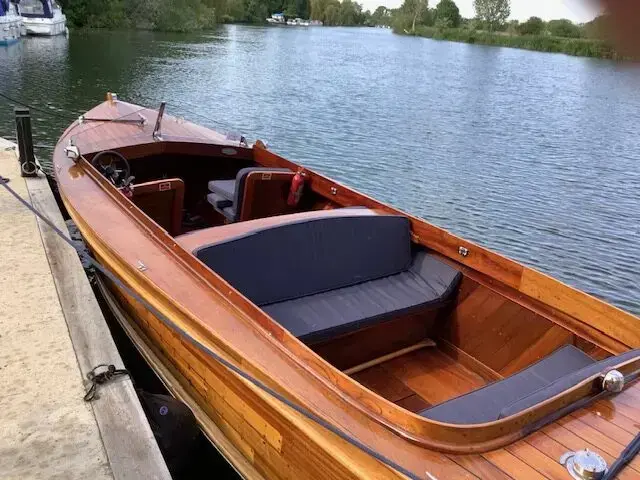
left=14, top=108, right=38, bottom=177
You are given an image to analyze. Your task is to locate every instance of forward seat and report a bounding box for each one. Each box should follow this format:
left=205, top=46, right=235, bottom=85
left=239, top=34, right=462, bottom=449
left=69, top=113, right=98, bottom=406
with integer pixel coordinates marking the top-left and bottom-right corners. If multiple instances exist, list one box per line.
left=207, top=167, right=292, bottom=222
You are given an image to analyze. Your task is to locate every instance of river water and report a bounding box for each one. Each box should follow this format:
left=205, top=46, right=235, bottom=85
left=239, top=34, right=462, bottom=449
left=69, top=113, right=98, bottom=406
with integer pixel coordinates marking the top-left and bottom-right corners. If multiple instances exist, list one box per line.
left=1, top=26, right=639, bottom=315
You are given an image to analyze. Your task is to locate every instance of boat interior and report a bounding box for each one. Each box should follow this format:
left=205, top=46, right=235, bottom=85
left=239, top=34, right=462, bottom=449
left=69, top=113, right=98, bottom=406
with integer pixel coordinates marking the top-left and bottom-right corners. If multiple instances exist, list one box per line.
left=90, top=147, right=637, bottom=426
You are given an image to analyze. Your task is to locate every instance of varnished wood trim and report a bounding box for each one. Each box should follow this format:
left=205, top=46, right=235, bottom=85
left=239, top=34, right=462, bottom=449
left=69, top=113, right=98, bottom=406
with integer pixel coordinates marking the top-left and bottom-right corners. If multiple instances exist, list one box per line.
left=437, top=339, right=503, bottom=382
left=344, top=340, right=436, bottom=376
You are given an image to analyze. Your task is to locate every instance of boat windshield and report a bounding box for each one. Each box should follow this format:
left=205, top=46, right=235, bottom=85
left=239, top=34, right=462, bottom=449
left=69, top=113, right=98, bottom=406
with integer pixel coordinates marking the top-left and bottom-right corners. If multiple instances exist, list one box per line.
left=20, top=0, right=57, bottom=17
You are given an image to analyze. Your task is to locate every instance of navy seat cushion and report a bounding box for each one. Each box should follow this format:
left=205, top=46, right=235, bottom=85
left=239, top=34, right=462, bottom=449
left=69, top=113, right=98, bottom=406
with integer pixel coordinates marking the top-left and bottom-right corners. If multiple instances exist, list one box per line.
left=195, top=215, right=413, bottom=306
left=208, top=179, right=235, bottom=200
left=499, top=347, right=640, bottom=418
left=420, top=345, right=639, bottom=424
left=263, top=251, right=461, bottom=344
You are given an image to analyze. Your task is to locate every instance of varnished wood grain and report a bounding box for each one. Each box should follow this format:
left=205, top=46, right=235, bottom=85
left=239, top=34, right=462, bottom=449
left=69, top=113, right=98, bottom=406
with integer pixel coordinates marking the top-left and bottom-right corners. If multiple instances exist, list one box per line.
left=54, top=100, right=640, bottom=478
left=383, top=348, right=487, bottom=407
left=239, top=171, right=296, bottom=221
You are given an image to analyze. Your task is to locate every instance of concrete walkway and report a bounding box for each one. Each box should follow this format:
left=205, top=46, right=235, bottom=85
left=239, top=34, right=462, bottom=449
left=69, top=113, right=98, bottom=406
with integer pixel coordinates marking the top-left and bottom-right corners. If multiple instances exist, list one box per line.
left=0, top=139, right=170, bottom=480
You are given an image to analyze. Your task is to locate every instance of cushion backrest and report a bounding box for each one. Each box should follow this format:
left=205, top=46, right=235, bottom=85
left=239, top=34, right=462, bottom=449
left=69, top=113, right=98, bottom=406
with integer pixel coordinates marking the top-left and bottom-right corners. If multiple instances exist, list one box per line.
left=195, top=215, right=412, bottom=305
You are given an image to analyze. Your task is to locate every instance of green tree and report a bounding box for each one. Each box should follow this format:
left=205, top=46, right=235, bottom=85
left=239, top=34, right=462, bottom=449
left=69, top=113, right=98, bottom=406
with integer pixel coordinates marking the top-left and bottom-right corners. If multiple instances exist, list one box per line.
left=401, top=0, right=428, bottom=32
left=434, top=0, right=460, bottom=28
left=370, top=5, right=391, bottom=26
left=473, top=0, right=510, bottom=31
left=517, top=16, right=544, bottom=35
left=324, top=3, right=339, bottom=24
left=547, top=19, right=581, bottom=38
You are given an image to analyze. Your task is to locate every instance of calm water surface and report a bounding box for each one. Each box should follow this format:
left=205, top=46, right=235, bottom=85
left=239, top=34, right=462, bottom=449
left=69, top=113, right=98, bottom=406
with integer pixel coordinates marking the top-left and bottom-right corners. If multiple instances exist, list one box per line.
left=1, top=26, right=639, bottom=315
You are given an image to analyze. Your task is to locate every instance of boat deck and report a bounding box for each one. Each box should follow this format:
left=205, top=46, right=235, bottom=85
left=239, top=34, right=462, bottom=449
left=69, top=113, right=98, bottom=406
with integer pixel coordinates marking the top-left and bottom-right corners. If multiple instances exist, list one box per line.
left=0, top=138, right=169, bottom=479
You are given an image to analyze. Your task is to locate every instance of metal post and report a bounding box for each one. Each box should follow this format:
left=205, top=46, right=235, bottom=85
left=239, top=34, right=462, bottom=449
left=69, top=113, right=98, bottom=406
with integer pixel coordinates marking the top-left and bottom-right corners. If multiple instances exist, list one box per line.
left=14, top=108, right=37, bottom=177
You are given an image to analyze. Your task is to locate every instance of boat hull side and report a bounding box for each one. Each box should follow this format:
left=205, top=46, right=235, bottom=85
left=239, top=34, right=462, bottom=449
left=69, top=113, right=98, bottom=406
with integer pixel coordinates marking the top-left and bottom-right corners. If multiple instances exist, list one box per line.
left=101, top=263, right=403, bottom=480
left=60, top=190, right=403, bottom=480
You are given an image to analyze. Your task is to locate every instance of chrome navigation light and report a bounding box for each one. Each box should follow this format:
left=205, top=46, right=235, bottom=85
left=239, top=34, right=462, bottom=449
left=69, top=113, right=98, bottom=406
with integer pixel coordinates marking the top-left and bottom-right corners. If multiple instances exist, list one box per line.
left=560, top=449, right=607, bottom=480
left=602, top=369, right=625, bottom=393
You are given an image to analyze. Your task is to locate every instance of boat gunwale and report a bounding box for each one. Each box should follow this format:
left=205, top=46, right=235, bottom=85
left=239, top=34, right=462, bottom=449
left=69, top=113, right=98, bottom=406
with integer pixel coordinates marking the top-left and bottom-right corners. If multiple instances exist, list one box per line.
left=54, top=100, right=640, bottom=455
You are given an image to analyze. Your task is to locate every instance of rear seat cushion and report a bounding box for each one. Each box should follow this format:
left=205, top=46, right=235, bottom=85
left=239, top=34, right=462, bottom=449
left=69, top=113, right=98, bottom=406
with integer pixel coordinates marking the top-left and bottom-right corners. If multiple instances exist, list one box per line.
left=263, top=251, right=461, bottom=344
left=499, top=347, right=640, bottom=418
left=195, top=215, right=413, bottom=306
left=420, top=345, right=640, bottom=425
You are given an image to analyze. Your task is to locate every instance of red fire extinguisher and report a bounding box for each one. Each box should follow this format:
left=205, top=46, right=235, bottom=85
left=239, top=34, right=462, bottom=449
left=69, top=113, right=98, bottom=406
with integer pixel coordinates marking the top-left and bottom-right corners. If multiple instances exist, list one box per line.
left=287, top=170, right=306, bottom=206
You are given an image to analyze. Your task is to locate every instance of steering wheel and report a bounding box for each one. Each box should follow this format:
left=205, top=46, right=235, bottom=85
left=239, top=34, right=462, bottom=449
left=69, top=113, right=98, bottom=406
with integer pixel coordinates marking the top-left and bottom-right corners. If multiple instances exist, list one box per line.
left=91, top=150, right=132, bottom=188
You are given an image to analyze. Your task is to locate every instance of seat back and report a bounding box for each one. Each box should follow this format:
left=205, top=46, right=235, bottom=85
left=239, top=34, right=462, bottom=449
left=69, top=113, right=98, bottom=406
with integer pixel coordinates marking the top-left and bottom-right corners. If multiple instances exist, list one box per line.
left=132, top=178, right=185, bottom=236
left=194, top=214, right=412, bottom=305
left=231, top=167, right=291, bottom=222
left=238, top=170, right=296, bottom=221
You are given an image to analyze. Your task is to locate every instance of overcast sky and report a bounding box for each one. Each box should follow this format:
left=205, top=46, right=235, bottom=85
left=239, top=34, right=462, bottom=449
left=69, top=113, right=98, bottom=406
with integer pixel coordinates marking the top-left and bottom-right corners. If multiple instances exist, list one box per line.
left=360, top=0, right=601, bottom=22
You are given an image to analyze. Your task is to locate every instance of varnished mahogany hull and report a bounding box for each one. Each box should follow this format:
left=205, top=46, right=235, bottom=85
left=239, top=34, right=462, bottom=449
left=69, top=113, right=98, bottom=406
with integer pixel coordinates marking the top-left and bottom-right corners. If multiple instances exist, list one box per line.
left=54, top=100, right=640, bottom=479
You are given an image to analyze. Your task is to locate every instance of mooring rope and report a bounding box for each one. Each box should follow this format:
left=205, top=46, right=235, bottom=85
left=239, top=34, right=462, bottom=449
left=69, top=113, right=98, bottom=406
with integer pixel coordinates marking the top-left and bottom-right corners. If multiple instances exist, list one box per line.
left=84, top=364, right=130, bottom=402
left=0, top=91, right=76, bottom=121
left=0, top=174, right=424, bottom=480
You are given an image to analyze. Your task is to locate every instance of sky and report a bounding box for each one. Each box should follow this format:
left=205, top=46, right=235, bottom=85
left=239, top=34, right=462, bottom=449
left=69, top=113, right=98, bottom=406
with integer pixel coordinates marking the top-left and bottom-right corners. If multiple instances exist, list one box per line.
left=361, top=0, right=601, bottom=23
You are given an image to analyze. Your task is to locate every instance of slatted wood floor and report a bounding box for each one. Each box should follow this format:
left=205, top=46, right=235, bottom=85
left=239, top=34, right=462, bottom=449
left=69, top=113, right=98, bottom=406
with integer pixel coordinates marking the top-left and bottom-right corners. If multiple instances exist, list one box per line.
left=352, top=347, right=488, bottom=413
left=352, top=347, right=640, bottom=479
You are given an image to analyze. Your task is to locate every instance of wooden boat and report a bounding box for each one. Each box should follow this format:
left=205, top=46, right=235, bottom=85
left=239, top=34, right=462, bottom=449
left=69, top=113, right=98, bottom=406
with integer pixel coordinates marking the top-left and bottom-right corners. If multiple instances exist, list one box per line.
left=54, top=96, right=640, bottom=480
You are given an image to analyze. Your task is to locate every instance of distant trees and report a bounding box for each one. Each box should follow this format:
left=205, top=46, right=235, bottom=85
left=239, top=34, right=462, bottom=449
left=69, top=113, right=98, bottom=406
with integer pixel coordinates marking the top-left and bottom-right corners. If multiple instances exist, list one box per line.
left=434, top=0, right=460, bottom=28
left=399, top=0, right=428, bottom=33
left=547, top=19, right=581, bottom=38
left=370, top=6, right=392, bottom=26
left=517, top=16, right=544, bottom=35
left=309, top=0, right=367, bottom=25
left=473, top=0, right=510, bottom=31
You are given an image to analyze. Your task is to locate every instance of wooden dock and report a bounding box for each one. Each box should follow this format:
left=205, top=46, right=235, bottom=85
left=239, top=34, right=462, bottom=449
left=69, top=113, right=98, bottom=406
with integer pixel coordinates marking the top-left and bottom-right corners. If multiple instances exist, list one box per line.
left=0, top=138, right=171, bottom=480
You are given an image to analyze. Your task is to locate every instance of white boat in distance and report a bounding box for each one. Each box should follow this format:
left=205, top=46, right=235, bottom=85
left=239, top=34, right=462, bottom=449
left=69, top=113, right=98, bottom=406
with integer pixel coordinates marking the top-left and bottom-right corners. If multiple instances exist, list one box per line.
left=266, top=13, right=322, bottom=26
left=0, top=0, right=23, bottom=45
left=20, top=0, right=66, bottom=36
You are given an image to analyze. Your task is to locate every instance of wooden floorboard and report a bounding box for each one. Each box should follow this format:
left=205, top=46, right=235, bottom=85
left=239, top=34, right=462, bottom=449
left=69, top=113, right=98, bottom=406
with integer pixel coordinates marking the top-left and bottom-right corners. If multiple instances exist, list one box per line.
left=384, top=348, right=487, bottom=406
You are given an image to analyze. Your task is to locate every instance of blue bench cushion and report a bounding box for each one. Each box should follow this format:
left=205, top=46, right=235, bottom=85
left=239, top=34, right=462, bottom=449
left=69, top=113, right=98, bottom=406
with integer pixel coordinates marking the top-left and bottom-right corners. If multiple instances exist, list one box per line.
left=420, top=345, right=640, bottom=424
left=208, top=179, right=235, bottom=200
left=263, top=251, right=461, bottom=344
left=206, top=193, right=233, bottom=209
left=195, top=215, right=413, bottom=306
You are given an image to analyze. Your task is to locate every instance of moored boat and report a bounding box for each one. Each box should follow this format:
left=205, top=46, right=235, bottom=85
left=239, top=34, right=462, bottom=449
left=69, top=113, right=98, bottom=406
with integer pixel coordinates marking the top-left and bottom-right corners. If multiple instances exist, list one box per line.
left=54, top=96, right=640, bottom=479
left=20, top=0, right=66, bottom=36
left=0, top=0, right=23, bottom=46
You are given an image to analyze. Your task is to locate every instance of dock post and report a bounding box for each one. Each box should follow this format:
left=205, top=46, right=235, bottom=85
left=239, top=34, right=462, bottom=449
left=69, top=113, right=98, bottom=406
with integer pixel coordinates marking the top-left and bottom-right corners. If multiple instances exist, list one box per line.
left=14, top=108, right=38, bottom=177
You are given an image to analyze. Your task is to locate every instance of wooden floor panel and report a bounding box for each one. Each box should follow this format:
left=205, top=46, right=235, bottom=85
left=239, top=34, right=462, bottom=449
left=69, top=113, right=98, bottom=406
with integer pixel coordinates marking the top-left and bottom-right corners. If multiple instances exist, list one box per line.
left=383, top=348, right=487, bottom=407
left=352, top=347, right=488, bottom=412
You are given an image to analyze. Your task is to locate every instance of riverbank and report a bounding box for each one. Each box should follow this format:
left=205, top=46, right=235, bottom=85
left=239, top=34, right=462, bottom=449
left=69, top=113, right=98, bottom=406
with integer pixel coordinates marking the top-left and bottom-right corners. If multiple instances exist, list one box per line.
left=398, top=26, right=621, bottom=60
